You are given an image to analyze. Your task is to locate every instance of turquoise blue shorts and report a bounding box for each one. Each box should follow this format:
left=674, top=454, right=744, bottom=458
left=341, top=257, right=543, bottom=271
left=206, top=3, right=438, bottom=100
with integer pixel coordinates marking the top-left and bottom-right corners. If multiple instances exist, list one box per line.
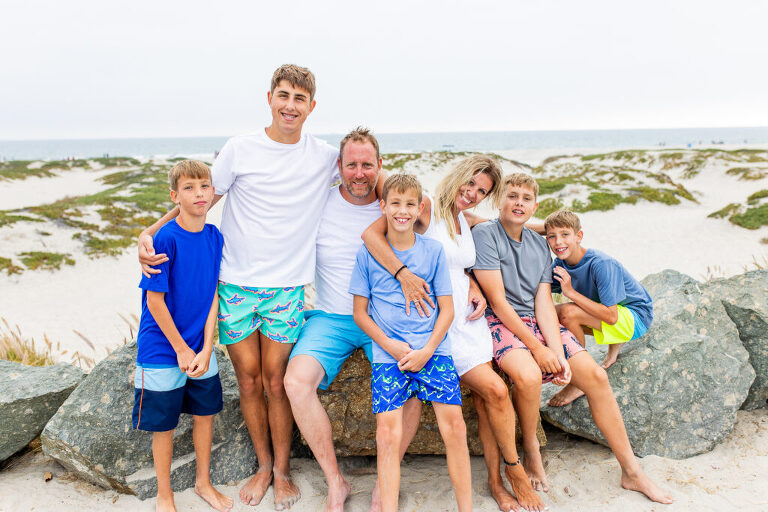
left=289, top=310, right=373, bottom=390
left=371, top=355, right=461, bottom=414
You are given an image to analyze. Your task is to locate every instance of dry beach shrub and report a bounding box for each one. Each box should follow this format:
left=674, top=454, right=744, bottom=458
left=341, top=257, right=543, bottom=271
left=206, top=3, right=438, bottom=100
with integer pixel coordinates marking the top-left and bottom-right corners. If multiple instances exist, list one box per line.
left=0, top=317, right=97, bottom=368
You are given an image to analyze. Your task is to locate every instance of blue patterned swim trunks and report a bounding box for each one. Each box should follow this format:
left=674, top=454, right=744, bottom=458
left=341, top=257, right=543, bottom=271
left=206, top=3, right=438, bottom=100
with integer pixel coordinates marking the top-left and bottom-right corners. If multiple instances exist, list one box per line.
left=371, top=355, right=461, bottom=414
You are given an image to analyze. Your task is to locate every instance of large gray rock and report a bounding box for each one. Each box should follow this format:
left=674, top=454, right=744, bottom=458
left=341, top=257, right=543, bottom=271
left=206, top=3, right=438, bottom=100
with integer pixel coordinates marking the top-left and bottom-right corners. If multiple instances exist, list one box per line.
left=703, top=270, right=768, bottom=410
left=0, top=360, right=84, bottom=462
left=540, top=270, right=755, bottom=459
left=316, top=349, right=546, bottom=456
left=41, top=343, right=256, bottom=499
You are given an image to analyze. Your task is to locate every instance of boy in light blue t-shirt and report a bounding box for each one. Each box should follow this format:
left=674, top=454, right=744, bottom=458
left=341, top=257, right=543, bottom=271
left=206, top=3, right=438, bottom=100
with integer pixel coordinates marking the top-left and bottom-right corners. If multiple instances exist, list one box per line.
left=350, top=174, right=472, bottom=512
left=545, top=208, right=653, bottom=407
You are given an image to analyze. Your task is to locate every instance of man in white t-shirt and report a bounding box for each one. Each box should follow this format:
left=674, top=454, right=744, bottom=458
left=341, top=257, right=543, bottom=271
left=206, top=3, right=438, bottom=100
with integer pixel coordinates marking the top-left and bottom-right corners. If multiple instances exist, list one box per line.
left=283, top=128, right=420, bottom=512
left=138, top=64, right=336, bottom=510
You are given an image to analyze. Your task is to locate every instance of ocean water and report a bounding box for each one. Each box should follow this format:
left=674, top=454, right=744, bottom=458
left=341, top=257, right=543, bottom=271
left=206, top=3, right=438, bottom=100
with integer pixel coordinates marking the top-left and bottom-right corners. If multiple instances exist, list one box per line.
left=1, top=126, right=767, bottom=161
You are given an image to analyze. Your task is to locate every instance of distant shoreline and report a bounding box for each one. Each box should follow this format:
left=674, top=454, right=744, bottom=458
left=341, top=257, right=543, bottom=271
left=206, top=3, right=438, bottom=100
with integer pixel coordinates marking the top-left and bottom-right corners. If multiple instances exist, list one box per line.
left=2, top=126, right=768, bottom=160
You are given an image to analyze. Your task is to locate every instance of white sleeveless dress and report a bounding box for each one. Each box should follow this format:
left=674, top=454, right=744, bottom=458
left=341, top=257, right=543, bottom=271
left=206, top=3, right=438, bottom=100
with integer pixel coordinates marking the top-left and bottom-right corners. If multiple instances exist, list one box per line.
left=424, top=208, right=493, bottom=376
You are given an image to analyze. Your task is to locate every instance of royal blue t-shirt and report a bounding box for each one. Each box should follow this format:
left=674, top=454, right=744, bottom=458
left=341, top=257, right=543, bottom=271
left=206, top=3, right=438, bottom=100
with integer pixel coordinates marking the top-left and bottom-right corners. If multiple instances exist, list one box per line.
left=551, top=248, right=653, bottom=328
left=136, top=220, right=224, bottom=367
left=349, top=234, right=453, bottom=364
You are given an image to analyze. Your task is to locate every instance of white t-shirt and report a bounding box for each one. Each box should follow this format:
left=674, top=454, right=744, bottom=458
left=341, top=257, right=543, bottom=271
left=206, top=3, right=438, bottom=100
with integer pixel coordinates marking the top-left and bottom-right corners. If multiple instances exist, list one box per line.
left=212, top=130, right=339, bottom=287
left=314, top=186, right=382, bottom=315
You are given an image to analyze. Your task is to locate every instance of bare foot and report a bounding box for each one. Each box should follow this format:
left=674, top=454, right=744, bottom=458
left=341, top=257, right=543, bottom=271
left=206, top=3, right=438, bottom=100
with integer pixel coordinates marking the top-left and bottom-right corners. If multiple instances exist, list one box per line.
left=274, top=472, right=301, bottom=510
left=195, top=482, right=234, bottom=512
left=239, top=469, right=272, bottom=506
left=621, top=469, right=674, bottom=504
left=156, top=493, right=177, bottom=512
left=326, top=473, right=351, bottom=512
left=522, top=441, right=549, bottom=493
left=370, top=479, right=382, bottom=512
left=488, top=479, right=520, bottom=512
left=505, top=463, right=546, bottom=512
left=547, top=383, right=585, bottom=407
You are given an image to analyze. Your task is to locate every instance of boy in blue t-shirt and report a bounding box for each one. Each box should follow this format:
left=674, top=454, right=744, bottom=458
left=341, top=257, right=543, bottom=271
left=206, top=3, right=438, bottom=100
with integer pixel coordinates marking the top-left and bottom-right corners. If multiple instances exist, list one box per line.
left=544, top=208, right=653, bottom=406
left=350, top=174, right=471, bottom=512
left=133, top=160, right=232, bottom=512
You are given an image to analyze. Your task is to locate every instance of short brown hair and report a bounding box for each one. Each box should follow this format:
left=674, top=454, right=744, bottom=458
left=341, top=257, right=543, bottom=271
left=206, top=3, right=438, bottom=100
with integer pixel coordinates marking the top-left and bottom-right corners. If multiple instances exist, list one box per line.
left=340, top=126, right=380, bottom=161
left=271, top=64, right=316, bottom=101
left=545, top=209, right=582, bottom=233
left=382, top=174, right=422, bottom=202
left=168, top=160, right=211, bottom=191
left=503, top=172, right=539, bottom=198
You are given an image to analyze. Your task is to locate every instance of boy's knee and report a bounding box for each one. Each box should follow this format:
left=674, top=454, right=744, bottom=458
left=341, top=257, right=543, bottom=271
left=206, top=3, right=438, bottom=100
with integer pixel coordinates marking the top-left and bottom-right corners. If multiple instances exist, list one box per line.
left=513, top=369, right=542, bottom=395
left=376, top=420, right=402, bottom=448
left=264, top=372, right=288, bottom=399
left=283, top=368, right=311, bottom=401
left=591, top=364, right=610, bottom=386
left=440, top=410, right=467, bottom=440
left=484, top=379, right=509, bottom=407
left=236, top=372, right=264, bottom=396
left=558, top=303, right=581, bottom=324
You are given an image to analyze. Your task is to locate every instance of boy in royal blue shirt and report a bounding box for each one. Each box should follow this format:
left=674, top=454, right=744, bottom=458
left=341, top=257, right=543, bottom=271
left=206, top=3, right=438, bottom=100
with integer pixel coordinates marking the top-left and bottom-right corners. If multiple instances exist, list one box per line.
left=350, top=174, right=471, bottom=512
left=544, top=208, right=653, bottom=407
left=133, top=160, right=232, bottom=512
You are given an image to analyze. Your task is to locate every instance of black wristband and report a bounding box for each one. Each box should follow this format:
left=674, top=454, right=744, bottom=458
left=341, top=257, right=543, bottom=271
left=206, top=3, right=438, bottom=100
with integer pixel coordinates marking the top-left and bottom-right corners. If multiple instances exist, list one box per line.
left=393, top=264, right=407, bottom=279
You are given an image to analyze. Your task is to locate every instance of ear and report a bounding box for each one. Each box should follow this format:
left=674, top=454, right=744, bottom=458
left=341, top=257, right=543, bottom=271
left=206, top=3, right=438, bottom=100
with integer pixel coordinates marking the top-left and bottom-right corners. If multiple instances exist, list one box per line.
left=380, top=199, right=386, bottom=214
left=267, top=90, right=272, bottom=105
left=308, top=98, right=316, bottom=114
left=577, top=230, right=584, bottom=243
left=417, top=199, right=425, bottom=217
left=532, top=200, right=539, bottom=215
left=170, top=188, right=179, bottom=205
left=337, top=157, right=343, bottom=173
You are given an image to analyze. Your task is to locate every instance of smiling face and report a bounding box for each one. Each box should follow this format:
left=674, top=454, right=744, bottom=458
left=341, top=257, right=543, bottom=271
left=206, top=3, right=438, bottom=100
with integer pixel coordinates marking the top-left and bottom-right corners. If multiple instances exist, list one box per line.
left=454, top=171, right=493, bottom=212
left=546, top=225, right=583, bottom=261
left=266, top=80, right=316, bottom=142
left=339, top=141, right=381, bottom=203
left=380, top=188, right=423, bottom=235
left=171, top=176, right=214, bottom=217
left=500, top=183, right=538, bottom=225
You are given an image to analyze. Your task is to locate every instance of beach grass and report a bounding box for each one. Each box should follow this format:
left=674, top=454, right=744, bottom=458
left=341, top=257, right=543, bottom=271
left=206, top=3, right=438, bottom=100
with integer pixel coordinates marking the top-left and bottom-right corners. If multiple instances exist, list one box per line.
left=0, top=257, right=24, bottom=275
left=0, top=319, right=55, bottom=366
left=730, top=204, right=768, bottom=230
left=18, top=251, right=75, bottom=271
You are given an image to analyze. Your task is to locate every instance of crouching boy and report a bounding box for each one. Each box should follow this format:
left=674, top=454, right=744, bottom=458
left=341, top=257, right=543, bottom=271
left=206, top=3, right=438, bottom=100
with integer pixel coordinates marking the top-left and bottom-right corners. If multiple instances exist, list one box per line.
left=132, top=160, right=233, bottom=512
left=545, top=208, right=653, bottom=407
left=350, top=174, right=472, bottom=512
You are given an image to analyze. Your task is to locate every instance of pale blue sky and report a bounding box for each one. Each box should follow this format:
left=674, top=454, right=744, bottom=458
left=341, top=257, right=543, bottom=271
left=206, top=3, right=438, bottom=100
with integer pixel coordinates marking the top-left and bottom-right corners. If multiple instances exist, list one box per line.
left=1, top=0, right=766, bottom=139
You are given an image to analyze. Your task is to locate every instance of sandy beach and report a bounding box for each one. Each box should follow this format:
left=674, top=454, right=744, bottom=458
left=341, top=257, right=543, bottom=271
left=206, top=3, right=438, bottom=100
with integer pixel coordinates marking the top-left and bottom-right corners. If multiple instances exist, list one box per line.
left=1, top=146, right=767, bottom=511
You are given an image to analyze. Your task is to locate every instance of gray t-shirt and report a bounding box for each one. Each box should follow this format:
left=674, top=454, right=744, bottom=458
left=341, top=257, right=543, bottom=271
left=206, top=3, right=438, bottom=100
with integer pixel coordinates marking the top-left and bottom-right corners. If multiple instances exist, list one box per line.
left=471, top=220, right=553, bottom=317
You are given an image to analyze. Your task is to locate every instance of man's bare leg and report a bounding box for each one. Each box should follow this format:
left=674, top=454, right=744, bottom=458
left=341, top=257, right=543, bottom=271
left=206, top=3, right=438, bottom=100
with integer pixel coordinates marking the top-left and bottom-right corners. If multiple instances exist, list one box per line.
left=370, top=397, right=422, bottom=512
left=432, top=402, right=472, bottom=512
left=376, top=407, right=405, bottom=512
left=192, top=415, right=234, bottom=512
left=153, top=429, right=177, bottom=512
left=261, top=333, right=301, bottom=510
left=498, top=350, right=549, bottom=492
left=549, top=303, right=600, bottom=407
left=568, top=352, right=673, bottom=504
left=463, top=364, right=545, bottom=511
left=227, top=333, right=274, bottom=506
left=473, top=393, right=520, bottom=512
left=284, top=355, right=350, bottom=512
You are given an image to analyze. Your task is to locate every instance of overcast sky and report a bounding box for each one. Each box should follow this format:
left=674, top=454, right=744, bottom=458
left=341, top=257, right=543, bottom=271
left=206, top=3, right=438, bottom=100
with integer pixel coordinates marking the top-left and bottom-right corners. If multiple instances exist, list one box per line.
left=1, top=0, right=766, bottom=140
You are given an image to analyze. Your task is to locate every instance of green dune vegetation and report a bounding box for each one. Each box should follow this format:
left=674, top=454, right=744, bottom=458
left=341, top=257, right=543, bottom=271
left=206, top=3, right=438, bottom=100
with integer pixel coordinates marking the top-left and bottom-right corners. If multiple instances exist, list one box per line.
left=709, top=189, right=768, bottom=230
left=0, top=157, right=141, bottom=181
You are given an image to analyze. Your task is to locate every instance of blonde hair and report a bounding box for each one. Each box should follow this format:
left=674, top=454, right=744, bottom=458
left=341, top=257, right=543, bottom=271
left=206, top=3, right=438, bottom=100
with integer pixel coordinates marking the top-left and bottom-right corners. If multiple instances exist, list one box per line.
left=545, top=209, right=582, bottom=233
left=340, top=126, right=380, bottom=161
left=168, top=160, right=211, bottom=191
left=503, top=172, right=539, bottom=198
left=271, top=64, right=316, bottom=101
left=382, top=174, right=422, bottom=202
left=434, top=155, right=503, bottom=240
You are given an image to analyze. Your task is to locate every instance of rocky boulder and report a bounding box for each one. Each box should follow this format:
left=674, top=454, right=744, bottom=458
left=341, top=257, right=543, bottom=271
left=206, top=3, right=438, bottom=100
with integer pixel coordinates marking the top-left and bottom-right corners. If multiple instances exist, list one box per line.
left=0, top=360, right=84, bottom=462
left=704, top=270, right=768, bottom=410
left=316, top=349, right=546, bottom=456
left=41, top=343, right=256, bottom=500
left=540, top=270, right=754, bottom=459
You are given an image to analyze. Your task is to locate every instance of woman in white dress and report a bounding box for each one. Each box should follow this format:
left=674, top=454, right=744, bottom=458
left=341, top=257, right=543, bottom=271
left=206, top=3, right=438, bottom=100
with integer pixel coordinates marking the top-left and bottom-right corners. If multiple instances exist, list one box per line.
left=362, top=155, right=545, bottom=512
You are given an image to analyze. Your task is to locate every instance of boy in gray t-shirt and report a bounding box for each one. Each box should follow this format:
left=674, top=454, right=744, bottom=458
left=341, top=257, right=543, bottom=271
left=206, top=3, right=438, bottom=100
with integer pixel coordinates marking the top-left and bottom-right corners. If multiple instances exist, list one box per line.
left=472, top=173, right=673, bottom=505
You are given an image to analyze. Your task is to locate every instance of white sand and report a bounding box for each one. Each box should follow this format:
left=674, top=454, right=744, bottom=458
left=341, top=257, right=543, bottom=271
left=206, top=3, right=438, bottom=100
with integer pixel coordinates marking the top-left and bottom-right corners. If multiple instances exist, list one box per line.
left=0, top=409, right=765, bottom=511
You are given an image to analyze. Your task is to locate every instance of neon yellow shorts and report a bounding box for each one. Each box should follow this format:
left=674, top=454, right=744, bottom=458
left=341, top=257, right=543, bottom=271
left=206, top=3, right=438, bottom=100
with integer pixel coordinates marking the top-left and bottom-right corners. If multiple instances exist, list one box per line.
left=593, top=304, right=647, bottom=345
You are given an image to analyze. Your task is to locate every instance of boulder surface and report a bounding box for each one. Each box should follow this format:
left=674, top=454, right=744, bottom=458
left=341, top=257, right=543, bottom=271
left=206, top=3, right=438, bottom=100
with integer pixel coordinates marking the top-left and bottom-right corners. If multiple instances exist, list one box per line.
left=0, top=360, right=84, bottom=462
left=316, top=349, right=546, bottom=456
left=704, top=270, right=768, bottom=410
left=41, top=343, right=256, bottom=499
left=540, top=270, right=755, bottom=459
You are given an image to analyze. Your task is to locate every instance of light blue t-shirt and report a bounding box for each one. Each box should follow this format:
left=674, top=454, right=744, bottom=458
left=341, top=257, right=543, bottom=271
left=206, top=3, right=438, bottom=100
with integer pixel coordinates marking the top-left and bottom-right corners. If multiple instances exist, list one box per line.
left=349, top=234, right=453, bottom=364
left=552, top=248, right=653, bottom=328
left=137, top=220, right=224, bottom=367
